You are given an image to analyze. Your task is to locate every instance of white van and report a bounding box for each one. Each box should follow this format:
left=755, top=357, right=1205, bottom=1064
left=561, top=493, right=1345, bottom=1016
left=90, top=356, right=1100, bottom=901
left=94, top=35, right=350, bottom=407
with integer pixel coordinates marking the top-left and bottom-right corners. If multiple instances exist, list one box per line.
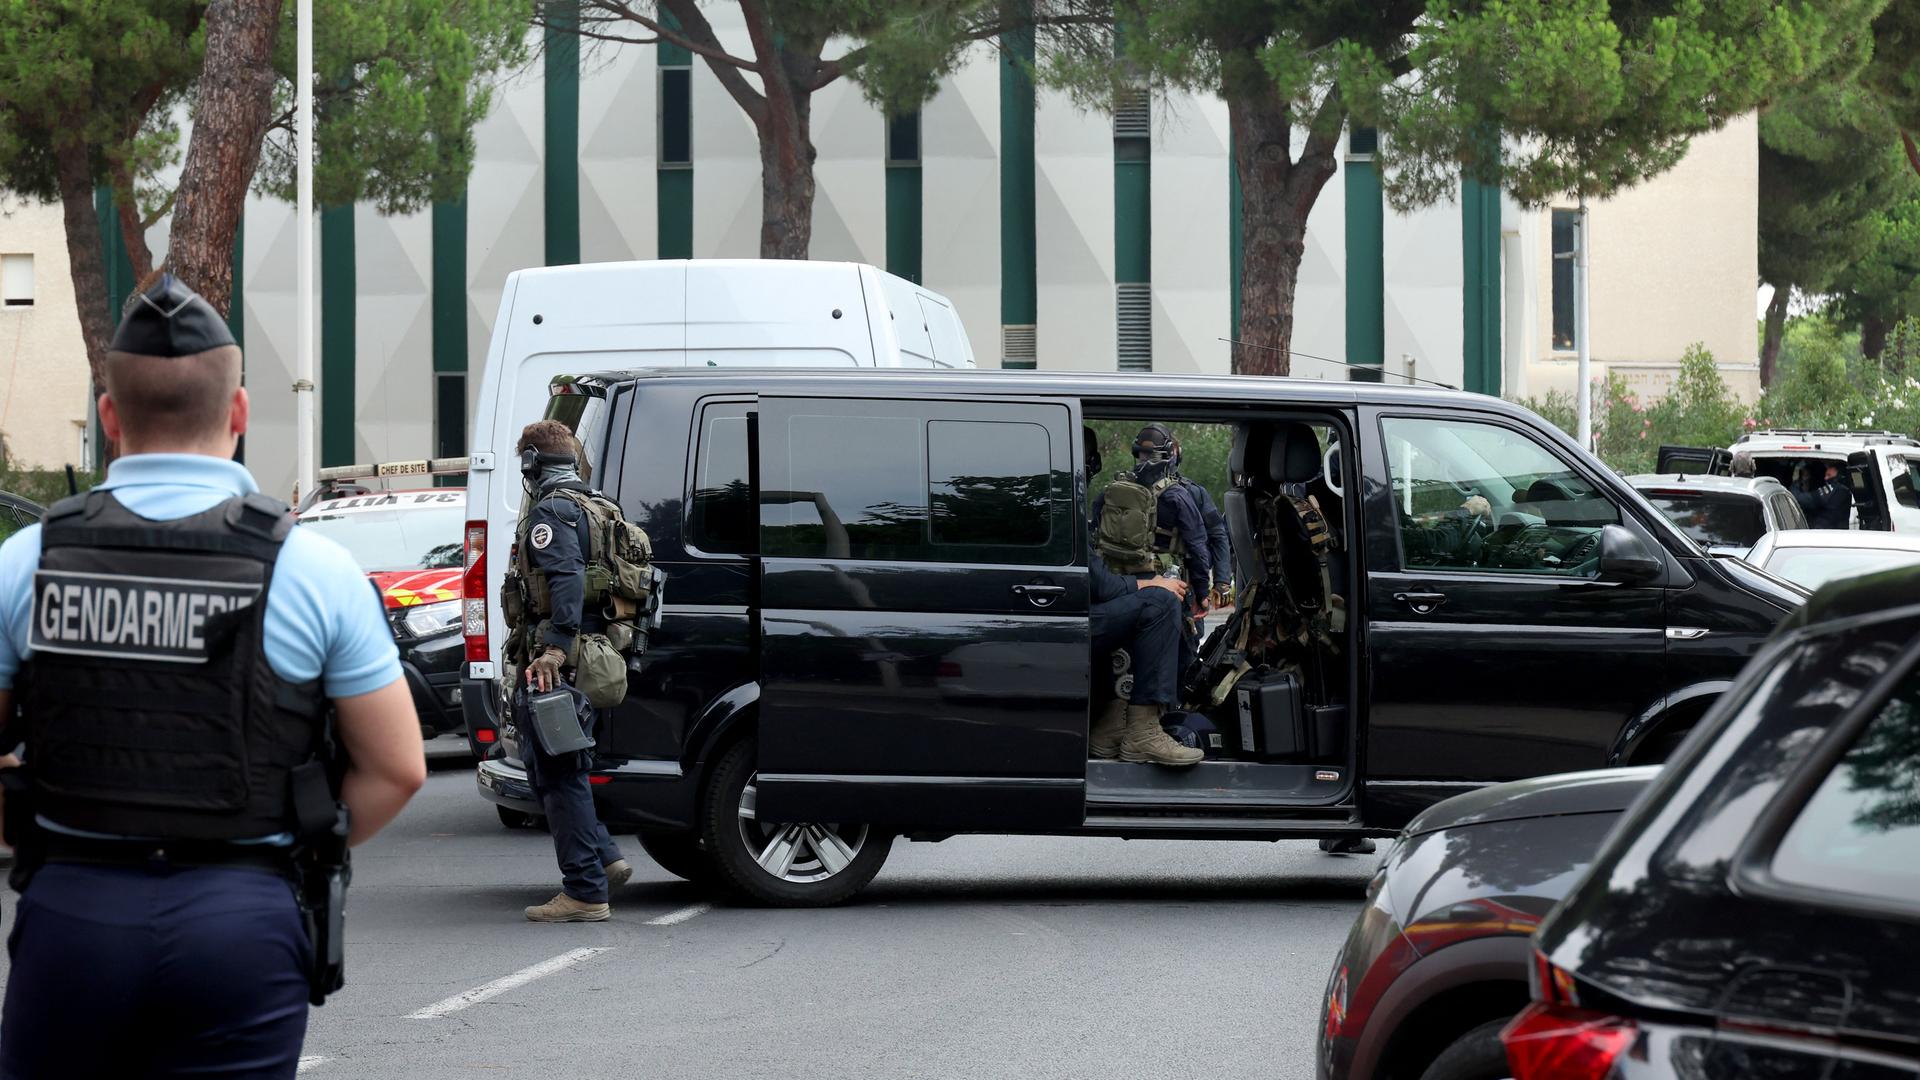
left=1658, top=429, right=1920, bottom=532
left=458, top=259, right=977, bottom=684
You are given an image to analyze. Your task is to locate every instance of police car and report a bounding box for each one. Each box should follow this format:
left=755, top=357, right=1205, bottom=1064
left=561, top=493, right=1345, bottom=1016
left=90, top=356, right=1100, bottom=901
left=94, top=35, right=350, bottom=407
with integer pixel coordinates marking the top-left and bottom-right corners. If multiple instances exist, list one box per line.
left=295, top=458, right=471, bottom=744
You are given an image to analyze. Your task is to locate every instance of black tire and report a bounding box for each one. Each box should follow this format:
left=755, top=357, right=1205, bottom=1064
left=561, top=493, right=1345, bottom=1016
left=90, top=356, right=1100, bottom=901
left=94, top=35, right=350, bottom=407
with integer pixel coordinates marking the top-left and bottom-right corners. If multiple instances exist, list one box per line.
left=497, top=806, right=543, bottom=830
left=701, top=737, right=892, bottom=907
left=1417, top=1018, right=1514, bottom=1080
left=637, top=830, right=719, bottom=885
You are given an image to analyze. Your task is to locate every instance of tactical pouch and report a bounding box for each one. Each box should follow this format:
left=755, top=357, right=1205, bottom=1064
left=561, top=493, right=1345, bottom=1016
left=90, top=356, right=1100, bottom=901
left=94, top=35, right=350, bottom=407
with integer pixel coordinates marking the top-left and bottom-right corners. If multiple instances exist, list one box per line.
left=567, top=632, right=629, bottom=709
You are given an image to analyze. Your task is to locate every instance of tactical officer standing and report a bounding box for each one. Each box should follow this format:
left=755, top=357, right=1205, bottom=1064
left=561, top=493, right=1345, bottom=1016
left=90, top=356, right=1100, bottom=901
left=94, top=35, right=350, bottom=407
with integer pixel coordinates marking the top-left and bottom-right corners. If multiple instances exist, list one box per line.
left=1796, top=462, right=1853, bottom=529
left=0, top=277, right=425, bottom=1079
left=504, top=420, right=650, bottom=922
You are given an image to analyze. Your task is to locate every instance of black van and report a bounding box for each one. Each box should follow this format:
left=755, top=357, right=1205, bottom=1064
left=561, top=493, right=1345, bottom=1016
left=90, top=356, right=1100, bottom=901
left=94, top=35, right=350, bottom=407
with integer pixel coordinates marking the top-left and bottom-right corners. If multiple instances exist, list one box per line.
left=467, top=368, right=1801, bottom=905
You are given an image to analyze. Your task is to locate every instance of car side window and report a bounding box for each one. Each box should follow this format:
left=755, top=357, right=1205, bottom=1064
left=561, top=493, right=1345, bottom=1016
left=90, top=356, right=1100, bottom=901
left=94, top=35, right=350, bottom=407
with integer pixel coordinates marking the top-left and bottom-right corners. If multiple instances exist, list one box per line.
left=686, top=401, right=754, bottom=556
left=1893, top=458, right=1920, bottom=511
left=1382, top=417, right=1619, bottom=577
left=761, top=400, right=1070, bottom=565
left=1771, top=492, right=1806, bottom=530
left=1769, top=664, right=1920, bottom=908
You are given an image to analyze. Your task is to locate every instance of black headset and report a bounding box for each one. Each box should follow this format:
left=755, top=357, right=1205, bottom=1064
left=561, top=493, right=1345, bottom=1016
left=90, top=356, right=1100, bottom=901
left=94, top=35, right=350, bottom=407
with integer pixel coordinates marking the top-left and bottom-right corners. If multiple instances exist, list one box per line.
left=520, top=448, right=577, bottom=485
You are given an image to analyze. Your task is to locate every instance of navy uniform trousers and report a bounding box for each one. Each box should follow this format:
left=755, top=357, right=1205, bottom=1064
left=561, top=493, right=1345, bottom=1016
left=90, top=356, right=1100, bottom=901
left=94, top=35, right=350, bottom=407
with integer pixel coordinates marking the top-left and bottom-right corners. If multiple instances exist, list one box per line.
left=1091, top=585, right=1184, bottom=705
left=522, top=742, right=624, bottom=903
left=1, top=862, right=310, bottom=1079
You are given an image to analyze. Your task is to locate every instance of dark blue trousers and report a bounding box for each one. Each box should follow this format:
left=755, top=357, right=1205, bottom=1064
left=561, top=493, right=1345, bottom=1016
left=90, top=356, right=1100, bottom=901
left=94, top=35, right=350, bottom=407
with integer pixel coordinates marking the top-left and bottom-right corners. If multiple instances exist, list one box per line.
left=522, top=748, right=624, bottom=903
left=1, top=863, right=310, bottom=1079
left=1091, top=586, right=1183, bottom=706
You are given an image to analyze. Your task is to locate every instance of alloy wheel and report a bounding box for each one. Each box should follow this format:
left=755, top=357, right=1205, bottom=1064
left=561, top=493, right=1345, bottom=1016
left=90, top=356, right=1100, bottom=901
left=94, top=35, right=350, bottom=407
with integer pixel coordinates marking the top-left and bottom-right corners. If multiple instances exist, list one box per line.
left=736, top=778, right=869, bottom=883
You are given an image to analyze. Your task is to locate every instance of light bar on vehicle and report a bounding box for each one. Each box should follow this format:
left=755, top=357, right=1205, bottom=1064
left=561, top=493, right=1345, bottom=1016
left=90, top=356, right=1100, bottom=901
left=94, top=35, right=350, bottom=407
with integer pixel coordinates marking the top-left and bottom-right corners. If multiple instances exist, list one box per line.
left=316, top=457, right=471, bottom=484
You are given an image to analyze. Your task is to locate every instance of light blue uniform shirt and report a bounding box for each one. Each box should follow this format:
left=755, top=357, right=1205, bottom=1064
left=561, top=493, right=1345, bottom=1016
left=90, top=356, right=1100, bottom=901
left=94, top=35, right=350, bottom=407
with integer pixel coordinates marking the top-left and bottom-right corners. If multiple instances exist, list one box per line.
left=0, top=454, right=403, bottom=839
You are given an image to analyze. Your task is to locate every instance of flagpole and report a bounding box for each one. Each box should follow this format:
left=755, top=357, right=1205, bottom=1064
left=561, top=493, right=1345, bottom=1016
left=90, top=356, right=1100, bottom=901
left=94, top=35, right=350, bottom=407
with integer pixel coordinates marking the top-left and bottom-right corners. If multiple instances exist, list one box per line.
left=293, top=0, right=315, bottom=502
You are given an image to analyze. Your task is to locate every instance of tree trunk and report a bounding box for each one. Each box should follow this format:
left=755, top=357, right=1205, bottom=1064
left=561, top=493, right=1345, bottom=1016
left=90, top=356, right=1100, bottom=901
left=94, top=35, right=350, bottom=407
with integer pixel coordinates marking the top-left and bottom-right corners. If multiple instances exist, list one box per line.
left=1760, top=287, right=1789, bottom=389
left=53, top=141, right=113, bottom=397
left=1862, top=313, right=1890, bottom=365
left=757, top=83, right=815, bottom=259
left=1228, top=93, right=1338, bottom=376
left=166, top=0, right=284, bottom=316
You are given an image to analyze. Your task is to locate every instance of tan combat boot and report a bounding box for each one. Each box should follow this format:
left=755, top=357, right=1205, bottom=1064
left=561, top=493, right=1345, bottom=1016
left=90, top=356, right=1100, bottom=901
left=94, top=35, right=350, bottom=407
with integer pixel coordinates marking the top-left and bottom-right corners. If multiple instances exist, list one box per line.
left=525, top=893, right=611, bottom=923
left=605, top=859, right=635, bottom=889
left=1118, top=704, right=1204, bottom=767
left=1089, top=699, right=1127, bottom=759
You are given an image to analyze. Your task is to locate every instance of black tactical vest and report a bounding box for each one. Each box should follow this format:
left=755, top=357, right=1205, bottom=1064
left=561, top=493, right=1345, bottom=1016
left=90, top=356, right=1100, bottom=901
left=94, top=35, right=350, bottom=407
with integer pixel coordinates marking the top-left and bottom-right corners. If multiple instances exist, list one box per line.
left=20, top=490, right=327, bottom=841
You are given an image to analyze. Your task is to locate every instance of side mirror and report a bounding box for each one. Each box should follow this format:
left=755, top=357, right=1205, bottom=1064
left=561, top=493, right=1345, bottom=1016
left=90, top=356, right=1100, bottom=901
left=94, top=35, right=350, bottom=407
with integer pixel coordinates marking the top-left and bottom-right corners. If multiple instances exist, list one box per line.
left=1598, top=524, right=1662, bottom=583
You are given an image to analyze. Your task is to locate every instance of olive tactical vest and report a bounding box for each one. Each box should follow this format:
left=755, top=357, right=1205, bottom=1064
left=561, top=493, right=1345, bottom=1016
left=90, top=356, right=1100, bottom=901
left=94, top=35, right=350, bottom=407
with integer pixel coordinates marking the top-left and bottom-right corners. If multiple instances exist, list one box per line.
left=21, top=490, right=326, bottom=841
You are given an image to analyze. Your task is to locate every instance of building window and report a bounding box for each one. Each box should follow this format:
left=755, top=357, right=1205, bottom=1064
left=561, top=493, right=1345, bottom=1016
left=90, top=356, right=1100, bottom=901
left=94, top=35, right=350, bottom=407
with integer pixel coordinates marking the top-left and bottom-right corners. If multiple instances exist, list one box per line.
left=1, top=254, right=32, bottom=307
left=885, top=112, right=923, bottom=284
left=434, top=372, right=467, bottom=486
left=660, top=68, right=692, bottom=167
left=1552, top=209, right=1577, bottom=351
left=1348, top=126, right=1378, bottom=158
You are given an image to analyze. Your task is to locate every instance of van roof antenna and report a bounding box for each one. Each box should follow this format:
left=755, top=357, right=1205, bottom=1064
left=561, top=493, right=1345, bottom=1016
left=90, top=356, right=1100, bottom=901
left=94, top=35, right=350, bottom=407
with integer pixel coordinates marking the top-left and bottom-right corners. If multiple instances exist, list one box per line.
left=1216, top=338, right=1460, bottom=391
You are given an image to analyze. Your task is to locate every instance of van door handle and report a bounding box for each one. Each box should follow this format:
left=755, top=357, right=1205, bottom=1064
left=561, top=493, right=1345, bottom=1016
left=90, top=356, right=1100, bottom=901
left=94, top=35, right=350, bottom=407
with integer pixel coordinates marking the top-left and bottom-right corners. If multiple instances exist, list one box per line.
left=1012, top=583, right=1066, bottom=608
left=1393, top=591, right=1448, bottom=615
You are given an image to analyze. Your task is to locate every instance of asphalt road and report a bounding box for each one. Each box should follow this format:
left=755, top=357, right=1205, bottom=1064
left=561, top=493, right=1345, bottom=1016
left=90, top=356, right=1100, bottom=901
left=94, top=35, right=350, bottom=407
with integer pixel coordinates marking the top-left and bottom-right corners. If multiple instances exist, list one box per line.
left=3, top=742, right=1378, bottom=1079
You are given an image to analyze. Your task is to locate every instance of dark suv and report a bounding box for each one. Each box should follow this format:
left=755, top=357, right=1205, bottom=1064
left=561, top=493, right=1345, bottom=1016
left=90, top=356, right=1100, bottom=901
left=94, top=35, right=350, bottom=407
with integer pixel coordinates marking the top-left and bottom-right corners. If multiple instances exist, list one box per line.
left=1516, top=567, right=1920, bottom=1080
left=465, top=369, right=1801, bottom=905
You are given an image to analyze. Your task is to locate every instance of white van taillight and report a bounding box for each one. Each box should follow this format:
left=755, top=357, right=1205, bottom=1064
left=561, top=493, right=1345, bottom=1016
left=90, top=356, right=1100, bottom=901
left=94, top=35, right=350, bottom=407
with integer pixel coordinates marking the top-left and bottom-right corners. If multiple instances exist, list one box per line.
left=463, top=520, right=488, bottom=662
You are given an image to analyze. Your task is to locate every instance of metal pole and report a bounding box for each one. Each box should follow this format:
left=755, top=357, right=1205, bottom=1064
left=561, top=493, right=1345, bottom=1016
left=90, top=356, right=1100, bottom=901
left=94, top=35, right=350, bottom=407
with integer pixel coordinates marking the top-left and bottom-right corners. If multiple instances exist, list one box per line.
left=293, top=0, right=315, bottom=502
left=1574, top=193, right=1592, bottom=450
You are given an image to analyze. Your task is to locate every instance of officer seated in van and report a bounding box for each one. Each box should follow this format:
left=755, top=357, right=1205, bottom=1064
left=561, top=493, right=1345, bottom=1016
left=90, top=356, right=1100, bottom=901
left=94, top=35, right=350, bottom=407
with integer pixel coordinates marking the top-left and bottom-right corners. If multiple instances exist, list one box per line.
left=1084, top=428, right=1203, bottom=767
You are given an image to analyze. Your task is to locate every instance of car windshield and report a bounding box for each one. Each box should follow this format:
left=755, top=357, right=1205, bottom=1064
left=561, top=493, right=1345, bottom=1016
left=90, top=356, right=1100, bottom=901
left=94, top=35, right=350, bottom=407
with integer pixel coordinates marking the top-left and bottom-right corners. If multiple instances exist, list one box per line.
left=299, top=496, right=466, bottom=572
left=1762, top=546, right=1920, bottom=591
left=1642, top=492, right=1766, bottom=549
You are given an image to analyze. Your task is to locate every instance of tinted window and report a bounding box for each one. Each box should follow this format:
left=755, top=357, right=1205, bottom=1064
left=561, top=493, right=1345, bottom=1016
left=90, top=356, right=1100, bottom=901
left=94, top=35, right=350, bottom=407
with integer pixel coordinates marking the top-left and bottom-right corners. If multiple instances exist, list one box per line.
left=1770, top=493, right=1806, bottom=530
left=687, top=402, right=753, bottom=555
left=1383, top=417, right=1618, bottom=577
left=1772, top=666, right=1920, bottom=907
left=929, top=420, right=1051, bottom=547
left=762, top=400, right=1068, bottom=565
left=1642, top=492, right=1766, bottom=549
left=545, top=385, right=611, bottom=486
left=1893, top=458, right=1920, bottom=511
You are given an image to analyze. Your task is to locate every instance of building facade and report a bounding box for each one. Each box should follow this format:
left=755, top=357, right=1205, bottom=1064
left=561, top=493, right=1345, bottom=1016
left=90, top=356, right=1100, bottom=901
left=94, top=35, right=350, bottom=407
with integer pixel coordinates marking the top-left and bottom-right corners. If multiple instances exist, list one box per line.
left=0, top=197, right=91, bottom=471
left=60, top=14, right=1758, bottom=499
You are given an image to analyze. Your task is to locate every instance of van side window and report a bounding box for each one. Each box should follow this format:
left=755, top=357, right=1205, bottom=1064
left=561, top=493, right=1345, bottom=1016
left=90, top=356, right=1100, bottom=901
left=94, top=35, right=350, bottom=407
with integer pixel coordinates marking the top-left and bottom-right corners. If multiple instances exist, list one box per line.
left=1892, top=458, right=1920, bottom=510
left=762, top=400, right=1070, bottom=565
left=1383, top=417, right=1618, bottom=578
left=687, top=402, right=755, bottom=555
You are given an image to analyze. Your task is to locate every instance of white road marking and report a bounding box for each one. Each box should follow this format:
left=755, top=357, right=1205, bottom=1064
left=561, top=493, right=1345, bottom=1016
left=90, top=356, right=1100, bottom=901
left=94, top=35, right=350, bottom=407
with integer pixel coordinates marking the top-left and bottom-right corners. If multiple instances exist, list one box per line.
left=645, top=902, right=713, bottom=926
left=296, top=1057, right=328, bottom=1074
left=406, top=947, right=612, bottom=1020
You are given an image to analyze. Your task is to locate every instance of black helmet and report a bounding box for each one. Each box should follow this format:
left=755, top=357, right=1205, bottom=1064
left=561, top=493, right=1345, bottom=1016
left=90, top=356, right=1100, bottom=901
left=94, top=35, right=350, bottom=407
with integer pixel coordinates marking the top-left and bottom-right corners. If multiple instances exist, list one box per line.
left=1132, top=424, right=1175, bottom=464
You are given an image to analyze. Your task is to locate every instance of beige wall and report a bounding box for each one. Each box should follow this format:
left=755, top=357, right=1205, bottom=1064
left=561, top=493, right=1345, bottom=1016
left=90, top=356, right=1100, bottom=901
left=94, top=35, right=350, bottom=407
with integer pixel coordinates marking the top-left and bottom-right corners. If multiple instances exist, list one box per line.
left=0, top=199, right=90, bottom=470
left=1521, top=113, right=1760, bottom=402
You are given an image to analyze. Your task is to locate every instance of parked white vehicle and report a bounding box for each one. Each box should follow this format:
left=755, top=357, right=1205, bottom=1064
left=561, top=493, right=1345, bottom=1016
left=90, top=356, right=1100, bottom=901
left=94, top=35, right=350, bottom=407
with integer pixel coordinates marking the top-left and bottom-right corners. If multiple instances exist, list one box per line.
left=1743, top=529, right=1920, bottom=591
left=1658, top=429, right=1920, bottom=532
left=459, top=259, right=977, bottom=684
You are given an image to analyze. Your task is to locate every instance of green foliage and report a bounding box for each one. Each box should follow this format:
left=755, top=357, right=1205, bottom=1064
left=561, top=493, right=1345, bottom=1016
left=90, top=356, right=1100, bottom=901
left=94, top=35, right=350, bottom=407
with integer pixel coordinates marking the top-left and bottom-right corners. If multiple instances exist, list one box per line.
left=1760, top=83, right=1911, bottom=299
left=256, top=0, right=532, bottom=213
left=0, top=436, right=97, bottom=506
left=1863, top=0, right=1920, bottom=143
left=1084, top=419, right=1232, bottom=514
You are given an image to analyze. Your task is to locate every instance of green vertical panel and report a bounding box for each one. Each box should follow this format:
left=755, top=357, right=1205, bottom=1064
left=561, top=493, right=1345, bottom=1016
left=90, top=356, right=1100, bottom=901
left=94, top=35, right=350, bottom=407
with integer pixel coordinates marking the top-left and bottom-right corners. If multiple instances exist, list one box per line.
left=1344, top=155, right=1384, bottom=379
left=1113, top=155, right=1150, bottom=284
left=999, top=16, right=1037, bottom=362
left=432, top=196, right=468, bottom=374
left=658, top=171, right=693, bottom=259
left=544, top=0, right=580, bottom=266
left=320, top=204, right=356, bottom=467
left=1229, top=135, right=1242, bottom=342
left=1461, top=178, right=1502, bottom=396
left=94, top=186, right=134, bottom=331
left=227, top=213, right=245, bottom=348
left=657, top=11, right=690, bottom=66
left=885, top=167, right=923, bottom=284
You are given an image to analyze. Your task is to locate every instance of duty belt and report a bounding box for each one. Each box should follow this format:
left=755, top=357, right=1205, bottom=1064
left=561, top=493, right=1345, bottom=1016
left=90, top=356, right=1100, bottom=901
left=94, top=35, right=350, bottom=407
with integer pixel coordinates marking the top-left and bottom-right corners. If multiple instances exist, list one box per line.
left=44, top=834, right=295, bottom=875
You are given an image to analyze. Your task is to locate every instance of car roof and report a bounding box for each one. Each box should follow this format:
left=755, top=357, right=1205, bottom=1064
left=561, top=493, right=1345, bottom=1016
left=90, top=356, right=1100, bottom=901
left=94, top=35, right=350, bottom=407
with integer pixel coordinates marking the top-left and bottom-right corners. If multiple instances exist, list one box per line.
left=1764, top=530, right=1920, bottom=551
left=1734, top=430, right=1919, bottom=453
left=572, top=366, right=1521, bottom=413
left=1626, top=474, right=1787, bottom=497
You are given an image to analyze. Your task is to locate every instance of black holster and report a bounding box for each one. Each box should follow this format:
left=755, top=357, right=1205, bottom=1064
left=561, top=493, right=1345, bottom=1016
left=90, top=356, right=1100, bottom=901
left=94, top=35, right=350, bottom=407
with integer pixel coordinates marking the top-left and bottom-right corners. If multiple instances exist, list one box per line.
left=293, top=798, right=351, bottom=1007
left=1, top=768, right=45, bottom=893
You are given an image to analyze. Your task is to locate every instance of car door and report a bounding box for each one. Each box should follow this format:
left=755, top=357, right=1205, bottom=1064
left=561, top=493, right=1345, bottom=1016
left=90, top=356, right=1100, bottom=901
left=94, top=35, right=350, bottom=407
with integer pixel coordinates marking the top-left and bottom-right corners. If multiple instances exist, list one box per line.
left=1656, top=444, right=1730, bottom=475
left=1848, top=450, right=1891, bottom=530
left=1361, top=410, right=1669, bottom=798
left=753, top=393, right=1090, bottom=829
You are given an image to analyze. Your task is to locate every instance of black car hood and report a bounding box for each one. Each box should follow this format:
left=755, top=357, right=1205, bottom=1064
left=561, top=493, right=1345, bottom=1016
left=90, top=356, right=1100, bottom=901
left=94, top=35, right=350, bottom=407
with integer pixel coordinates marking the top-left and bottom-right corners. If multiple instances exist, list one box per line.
left=1402, top=767, right=1660, bottom=839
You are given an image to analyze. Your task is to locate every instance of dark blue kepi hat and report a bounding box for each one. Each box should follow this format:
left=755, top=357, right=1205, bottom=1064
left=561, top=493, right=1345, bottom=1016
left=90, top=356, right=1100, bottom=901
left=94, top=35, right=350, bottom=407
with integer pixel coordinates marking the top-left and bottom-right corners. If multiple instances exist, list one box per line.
left=109, top=274, right=235, bottom=358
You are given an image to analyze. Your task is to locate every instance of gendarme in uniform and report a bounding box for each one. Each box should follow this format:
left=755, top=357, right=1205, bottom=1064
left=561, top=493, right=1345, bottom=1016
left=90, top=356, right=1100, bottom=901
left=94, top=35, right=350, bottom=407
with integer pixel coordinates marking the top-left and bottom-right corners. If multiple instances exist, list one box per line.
left=0, top=278, right=401, bottom=1079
